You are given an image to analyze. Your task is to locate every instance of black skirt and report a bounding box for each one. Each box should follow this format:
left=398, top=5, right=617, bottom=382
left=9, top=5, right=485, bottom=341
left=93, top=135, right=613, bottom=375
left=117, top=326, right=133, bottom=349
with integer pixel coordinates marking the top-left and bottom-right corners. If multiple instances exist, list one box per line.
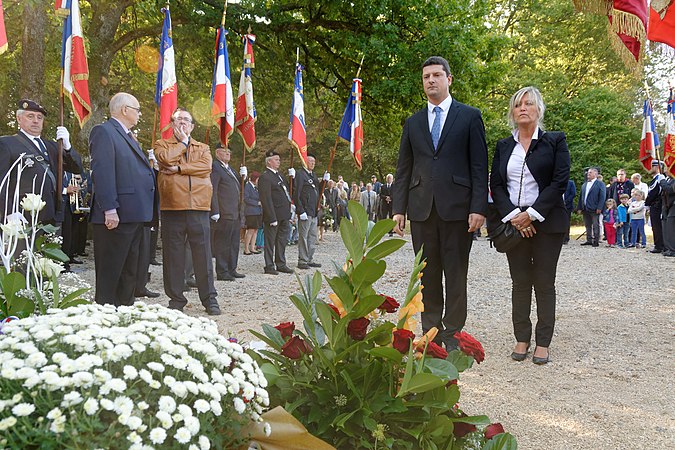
left=245, top=214, right=262, bottom=229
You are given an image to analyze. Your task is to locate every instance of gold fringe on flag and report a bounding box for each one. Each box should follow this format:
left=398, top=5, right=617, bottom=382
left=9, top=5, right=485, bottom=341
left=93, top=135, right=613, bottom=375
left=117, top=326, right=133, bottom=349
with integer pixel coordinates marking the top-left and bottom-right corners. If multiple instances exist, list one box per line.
left=607, top=27, right=644, bottom=74
left=572, top=0, right=611, bottom=14
left=610, top=8, right=647, bottom=40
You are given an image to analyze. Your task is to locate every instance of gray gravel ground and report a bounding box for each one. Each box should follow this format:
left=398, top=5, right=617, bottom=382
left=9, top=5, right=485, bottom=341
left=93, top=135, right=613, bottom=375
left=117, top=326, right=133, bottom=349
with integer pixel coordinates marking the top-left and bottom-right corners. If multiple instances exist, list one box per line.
left=74, top=226, right=675, bottom=449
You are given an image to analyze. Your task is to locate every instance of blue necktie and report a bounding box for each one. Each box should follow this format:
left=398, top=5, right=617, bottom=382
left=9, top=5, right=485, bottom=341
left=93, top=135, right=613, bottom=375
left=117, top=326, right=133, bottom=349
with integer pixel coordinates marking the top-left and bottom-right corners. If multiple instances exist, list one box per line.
left=34, top=138, right=50, bottom=162
left=431, top=106, right=442, bottom=150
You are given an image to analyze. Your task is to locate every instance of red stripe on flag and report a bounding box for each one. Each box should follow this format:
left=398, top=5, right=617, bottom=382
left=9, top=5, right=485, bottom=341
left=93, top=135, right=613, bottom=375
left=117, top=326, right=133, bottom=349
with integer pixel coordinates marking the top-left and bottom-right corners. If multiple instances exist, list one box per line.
left=0, top=0, right=8, bottom=55
left=68, top=35, right=92, bottom=126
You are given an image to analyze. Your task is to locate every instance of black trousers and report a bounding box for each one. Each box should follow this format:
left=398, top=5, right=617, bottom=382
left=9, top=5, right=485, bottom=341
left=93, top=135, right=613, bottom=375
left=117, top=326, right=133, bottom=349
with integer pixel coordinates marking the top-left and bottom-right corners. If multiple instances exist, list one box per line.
left=582, top=210, right=601, bottom=244
left=663, top=214, right=675, bottom=252
left=161, top=211, right=218, bottom=310
left=506, top=231, right=565, bottom=347
left=93, top=222, right=143, bottom=306
left=135, top=226, right=152, bottom=292
left=410, top=203, right=473, bottom=345
left=651, top=207, right=664, bottom=251
left=263, top=219, right=290, bottom=270
left=211, top=218, right=240, bottom=276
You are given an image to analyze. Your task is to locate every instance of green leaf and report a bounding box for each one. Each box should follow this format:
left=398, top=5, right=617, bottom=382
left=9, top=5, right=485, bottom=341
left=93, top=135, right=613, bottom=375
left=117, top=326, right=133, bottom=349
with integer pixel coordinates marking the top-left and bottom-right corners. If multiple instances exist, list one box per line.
left=481, top=433, right=518, bottom=450
left=426, top=415, right=453, bottom=438
left=352, top=259, right=386, bottom=291
left=339, top=219, right=364, bottom=265
left=449, top=414, right=490, bottom=425
left=397, top=344, right=416, bottom=397
left=314, top=302, right=334, bottom=344
left=340, top=369, right=362, bottom=402
left=8, top=296, right=34, bottom=318
left=260, top=324, right=286, bottom=348
left=347, top=200, right=369, bottom=238
left=366, top=218, right=395, bottom=248
left=1, top=271, right=26, bottom=307
left=366, top=239, right=406, bottom=260
left=423, top=359, right=459, bottom=382
left=446, top=349, right=474, bottom=372
left=352, top=294, right=387, bottom=319
left=42, top=247, right=69, bottom=263
left=39, top=224, right=60, bottom=235
left=60, top=287, right=90, bottom=304
left=311, top=270, right=323, bottom=298
left=334, top=410, right=357, bottom=428
left=403, top=373, right=446, bottom=394
left=367, top=347, right=403, bottom=364
left=258, top=362, right=280, bottom=386
left=325, top=275, right=355, bottom=311
left=58, top=298, right=90, bottom=310
left=249, top=329, right=283, bottom=351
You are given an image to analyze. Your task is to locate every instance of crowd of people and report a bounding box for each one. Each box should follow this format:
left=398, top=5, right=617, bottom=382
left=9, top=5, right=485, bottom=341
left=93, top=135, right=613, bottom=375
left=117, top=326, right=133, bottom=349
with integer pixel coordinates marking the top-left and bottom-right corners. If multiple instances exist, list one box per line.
left=2, top=55, right=674, bottom=367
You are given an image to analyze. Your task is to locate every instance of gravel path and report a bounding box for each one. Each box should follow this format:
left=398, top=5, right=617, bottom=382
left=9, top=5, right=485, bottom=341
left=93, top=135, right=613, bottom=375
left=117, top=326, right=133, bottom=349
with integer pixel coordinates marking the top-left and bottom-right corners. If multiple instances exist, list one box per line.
left=74, top=226, right=675, bottom=449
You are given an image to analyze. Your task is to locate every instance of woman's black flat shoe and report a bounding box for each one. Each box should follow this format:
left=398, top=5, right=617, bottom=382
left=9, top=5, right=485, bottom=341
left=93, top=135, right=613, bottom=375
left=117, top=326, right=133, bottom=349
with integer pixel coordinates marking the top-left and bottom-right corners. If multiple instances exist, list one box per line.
left=532, top=353, right=550, bottom=365
left=511, top=351, right=528, bottom=361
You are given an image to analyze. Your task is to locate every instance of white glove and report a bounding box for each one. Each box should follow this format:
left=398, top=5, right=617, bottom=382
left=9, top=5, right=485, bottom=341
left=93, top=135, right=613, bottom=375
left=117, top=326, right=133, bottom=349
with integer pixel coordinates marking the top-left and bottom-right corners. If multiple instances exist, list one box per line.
left=288, top=168, right=296, bottom=178
left=270, top=221, right=278, bottom=227
left=147, top=149, right=156, bottom=161
left=299, top=212, right=308, bottom=221
left=56, top=126, right=71, bottom=150
left=239, top=166, right=248, bottom=178
left=323, top=172, right=330, bottom=181
left=210, top=214, right=220, bottom=222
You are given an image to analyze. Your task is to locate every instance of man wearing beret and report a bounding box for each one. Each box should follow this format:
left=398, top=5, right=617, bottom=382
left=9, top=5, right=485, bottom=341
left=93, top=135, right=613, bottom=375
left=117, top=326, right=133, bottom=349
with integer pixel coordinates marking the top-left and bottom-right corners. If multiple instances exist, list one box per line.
left=293, top=153, right=329, bottom=269
left=258, top=150, right=294, bottom=274
left=0, top=99, right=82, bottom=225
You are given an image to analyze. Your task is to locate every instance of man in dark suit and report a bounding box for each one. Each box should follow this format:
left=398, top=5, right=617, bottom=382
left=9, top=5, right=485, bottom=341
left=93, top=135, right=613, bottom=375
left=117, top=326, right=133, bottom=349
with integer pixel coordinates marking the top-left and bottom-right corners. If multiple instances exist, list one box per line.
left=294, top=153, right=327, bottom=269
left=378, top=173, right=394, bottom=226
left=258, top=150, right=293, bottom=275
left=577, top=167, right=605, bottom=247
left=392, top=56, right=488, bottom=350
left=660, top=166, right=675, bottom=257
left=89, top=93, right=157, bottom=306
left=210, top=145, right=246, bottom=281
left=646, top=160, right=666, bottom=253
left=0, top=99, right=82, bottom=226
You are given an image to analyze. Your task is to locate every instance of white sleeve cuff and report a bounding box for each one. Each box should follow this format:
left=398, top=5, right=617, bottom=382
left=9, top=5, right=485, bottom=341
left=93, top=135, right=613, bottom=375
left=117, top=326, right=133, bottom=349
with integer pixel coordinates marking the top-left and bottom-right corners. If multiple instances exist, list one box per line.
left=502, top=208, right=521, bottom=223
left=526, top=207, right=545, bottom=222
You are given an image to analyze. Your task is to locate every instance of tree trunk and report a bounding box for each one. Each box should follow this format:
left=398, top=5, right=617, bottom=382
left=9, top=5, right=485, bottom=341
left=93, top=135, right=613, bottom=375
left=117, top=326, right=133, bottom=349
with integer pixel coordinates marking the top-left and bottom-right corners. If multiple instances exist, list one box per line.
left=20, top=1, right=46, bottom=103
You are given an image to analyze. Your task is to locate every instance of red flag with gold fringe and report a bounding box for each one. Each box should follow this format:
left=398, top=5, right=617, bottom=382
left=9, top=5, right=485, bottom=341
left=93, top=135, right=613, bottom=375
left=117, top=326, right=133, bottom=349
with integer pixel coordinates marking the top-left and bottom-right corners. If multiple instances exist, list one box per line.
left=648, top=1, right=675, bottom=49
left=0, top=0, right=8, bottom=55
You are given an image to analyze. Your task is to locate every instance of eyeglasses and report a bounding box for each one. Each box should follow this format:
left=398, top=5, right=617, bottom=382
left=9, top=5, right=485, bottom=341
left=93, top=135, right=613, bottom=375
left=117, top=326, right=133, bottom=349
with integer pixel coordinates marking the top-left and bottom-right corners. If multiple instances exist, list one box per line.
left=173, top=117, right=193, bottom=123
left=126, top=105, right=141, bottom=114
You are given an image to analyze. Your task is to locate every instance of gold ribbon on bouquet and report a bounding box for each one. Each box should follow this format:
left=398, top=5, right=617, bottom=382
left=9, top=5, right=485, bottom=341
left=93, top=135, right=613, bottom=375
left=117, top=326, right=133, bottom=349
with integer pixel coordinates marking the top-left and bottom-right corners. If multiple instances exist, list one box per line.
left=241, top=406, right=336, bottom=450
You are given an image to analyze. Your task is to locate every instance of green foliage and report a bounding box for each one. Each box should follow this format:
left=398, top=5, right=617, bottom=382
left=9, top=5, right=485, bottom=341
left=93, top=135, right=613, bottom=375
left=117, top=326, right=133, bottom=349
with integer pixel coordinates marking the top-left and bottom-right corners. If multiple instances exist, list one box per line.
left=251, top=201, right=515, bottom=449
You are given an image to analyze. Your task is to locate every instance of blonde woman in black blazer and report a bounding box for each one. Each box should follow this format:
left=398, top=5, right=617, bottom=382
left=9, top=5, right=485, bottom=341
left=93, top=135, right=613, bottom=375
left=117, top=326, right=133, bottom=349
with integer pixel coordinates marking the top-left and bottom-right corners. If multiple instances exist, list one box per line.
left=489, top=86, right=570, bottom=365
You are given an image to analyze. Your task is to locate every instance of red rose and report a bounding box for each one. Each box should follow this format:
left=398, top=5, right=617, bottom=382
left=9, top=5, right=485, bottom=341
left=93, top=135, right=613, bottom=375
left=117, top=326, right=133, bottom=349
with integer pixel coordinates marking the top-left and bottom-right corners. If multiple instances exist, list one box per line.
left=392, top=329, right=415, bottom=354
left=378, top=295, right=400, bottom=313
left=446, top=379, right=458, bottom=387
left=453, top=421, right=477, bottom=438
left=327, top=304, right=340, bottom=318
left=347, top=317, right=370, bottom=341
left=454, top=331, right=485, bottom=364
left=484, top=423, right=505, bottom=440
left=424, top=341, right=448, bottom=359
left=274, top=322, right=295, bottom=340
left=280, top=336, right=312, bottom=359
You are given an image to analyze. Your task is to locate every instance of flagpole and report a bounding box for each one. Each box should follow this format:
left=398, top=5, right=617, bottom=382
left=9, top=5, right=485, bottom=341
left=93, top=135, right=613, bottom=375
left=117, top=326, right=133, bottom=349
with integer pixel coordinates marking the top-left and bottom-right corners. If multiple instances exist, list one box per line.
left=56, top=7, right=72, bottom=210
left=644, top=81, right=664, bottom=174
left=289, top=47, right=300, bottom=199
left=316, top=54, right=365, bottom=213
left=152, top=106, right=159, bottom=144
left=240, top=24, right=253, bottom=200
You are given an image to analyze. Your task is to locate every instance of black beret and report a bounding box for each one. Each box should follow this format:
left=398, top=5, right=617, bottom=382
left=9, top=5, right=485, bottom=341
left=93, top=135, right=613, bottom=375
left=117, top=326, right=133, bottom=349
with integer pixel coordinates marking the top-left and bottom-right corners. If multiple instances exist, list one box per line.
left=18, top=99, right=47, bottom=116
left=265, top=150, right=280, bottom=158
left=307, top=152, right=316, bottom=159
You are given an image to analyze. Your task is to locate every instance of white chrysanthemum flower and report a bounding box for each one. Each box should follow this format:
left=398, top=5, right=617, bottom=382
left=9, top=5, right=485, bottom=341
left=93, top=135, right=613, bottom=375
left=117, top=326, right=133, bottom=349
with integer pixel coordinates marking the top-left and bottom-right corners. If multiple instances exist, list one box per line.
left=193, top=399, right=210, bottom=414
left=107, top=378, right=127, bottom=393
left=122, top=365, right=138, bottom=380
left=113, top=396, right=133, bottom=416
left=174, top=427, right=192, bottom=444
left=46, top=407, right=62, bottom=420
left=147, top=362, right=164, bottom=373
left=209, top=400, right=222, bottom=417
left=170, top=382, right=188, bottom=398
left=126, top=416, right=143, bottom=431
left=83, top=398, right=99, bottom=416
left=149, top=380, right=161, bottom=389
left=155, top=411, right=173, bottom=429
left=100, top=399, right=114, bottom=411
left=11, top=403, right=35, bottom=417
left=158, top=396, right=176, bottom=414
left=25, top=351, right=48, bottom=368
left=49, top=416, right=66, bottom=433
left=138, top=369, right=153, bottom=384
left=177, top=404, right=192, bottom=418
left=149, top=427, right=167, bottom=445
left=184, top=416, right=200, bottom=435
left=0, top=416, right=18, bottom=431
left=171, top=413, right=183, bottom=423
left=137, top=401, right=149, bottom=411
left=233, top=398, right=246, bottom=414
left=126, top=431, right=141, bottom=444
left=61, top=391, right=83, bottom=407
left=72, top=371, right=94, bottom=388
left=198, top=435, right=210, bottom=450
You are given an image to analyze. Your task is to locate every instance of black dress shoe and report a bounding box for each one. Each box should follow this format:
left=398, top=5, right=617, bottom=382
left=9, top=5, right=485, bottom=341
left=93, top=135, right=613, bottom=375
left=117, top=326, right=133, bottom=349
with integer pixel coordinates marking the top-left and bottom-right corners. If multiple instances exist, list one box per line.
left=264, top=268, right=279, bottom=275
left=277, top=265, right=294, bottom=274
left=592, top=243, right=599, bottom=247
left=69, top=257, right=84, bottom=264
left=168, top=305, right=184, bottom=313
left=135, top=289, right=160, bottom=298
left=186, top=278, right=198, bottom=288
left=580, top=242, right=592, bottom=246
left=149, top=259, right=162, bottom=266
left=217, top=274, right=235, bottom=281
left=510, top=343, right=530, bottom=361
left=307, top=262, right=322, bottom=268
left=206, top=305, right=221, bottom=316
left=296, top=263, right=310, bottom=269
left=78, top=253, right=89, bottom=257
left=230, top=271, right=245, bottom=278
left=663, top=250, right=675, bottom=257
left=650, top=249, right=662, bottom=254
left=532, top=348, right=550, bottom=365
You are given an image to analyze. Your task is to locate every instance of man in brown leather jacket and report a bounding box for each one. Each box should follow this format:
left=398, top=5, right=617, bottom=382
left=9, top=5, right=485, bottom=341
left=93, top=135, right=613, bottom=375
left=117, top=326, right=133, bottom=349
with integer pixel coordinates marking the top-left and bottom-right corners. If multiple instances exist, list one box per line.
left=154, top=107, right=220, bottom=315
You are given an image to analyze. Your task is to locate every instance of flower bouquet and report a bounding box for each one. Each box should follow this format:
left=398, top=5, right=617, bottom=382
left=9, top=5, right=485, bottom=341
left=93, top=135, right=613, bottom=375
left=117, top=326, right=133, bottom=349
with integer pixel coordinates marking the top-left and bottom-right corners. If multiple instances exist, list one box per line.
left=251, top=201, right=516, bottom=449
left=0, top=303, right=270, bottom=449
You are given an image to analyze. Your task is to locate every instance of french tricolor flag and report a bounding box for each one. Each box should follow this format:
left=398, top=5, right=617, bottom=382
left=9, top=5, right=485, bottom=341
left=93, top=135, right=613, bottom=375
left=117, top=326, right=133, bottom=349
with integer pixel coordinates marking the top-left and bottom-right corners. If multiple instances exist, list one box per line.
left=234, top=34, right=256, bottom=151
left=155, top=6, right=177, bottom=140
left=58, top=0, right=92, bottom=127
left=639, top=99, right=659, bottom=171
left=288, top=62, right=308, bottom=168
left=210, top=25, right=234, bottom=146
left=337, top=78, right=363, bottom=170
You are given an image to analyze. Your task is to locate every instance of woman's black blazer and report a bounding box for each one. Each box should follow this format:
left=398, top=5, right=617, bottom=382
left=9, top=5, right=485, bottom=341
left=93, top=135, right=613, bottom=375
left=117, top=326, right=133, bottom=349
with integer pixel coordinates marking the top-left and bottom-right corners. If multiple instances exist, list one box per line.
left=490, top=130, right=571, bottom=234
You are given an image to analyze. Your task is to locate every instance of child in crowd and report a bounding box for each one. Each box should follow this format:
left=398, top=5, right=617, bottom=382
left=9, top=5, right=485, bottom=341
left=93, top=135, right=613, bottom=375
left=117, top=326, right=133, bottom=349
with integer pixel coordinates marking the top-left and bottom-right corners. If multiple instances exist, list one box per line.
left=628, top=188, right=646, bottom=248
left=602, top=199, right=618, bottom=247
left=616, top=194, right=630, bottom=248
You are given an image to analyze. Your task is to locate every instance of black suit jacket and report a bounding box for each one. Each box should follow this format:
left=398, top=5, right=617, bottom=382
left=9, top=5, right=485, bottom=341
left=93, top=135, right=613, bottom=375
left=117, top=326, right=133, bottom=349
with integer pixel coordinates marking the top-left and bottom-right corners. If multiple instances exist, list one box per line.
left=392, top=100, right=488, bottom=221
left=88, top=119, right=157, bottom=224
left=490, top=130, right=570, bottom=234
left=577, top=178, right=606, bottom=213
left=0, top=131, right=82, bottom=223
left=258, top=168, right=291, bottom=224
left=293, top=168, right=319, bottom=217
left=210, top=161, right=241, bottom=220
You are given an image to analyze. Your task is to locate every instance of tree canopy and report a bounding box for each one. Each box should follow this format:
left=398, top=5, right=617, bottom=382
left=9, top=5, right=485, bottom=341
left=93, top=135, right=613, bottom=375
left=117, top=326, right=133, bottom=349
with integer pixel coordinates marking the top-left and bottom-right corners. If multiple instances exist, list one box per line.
left=0, top=0, right=658, bottom=187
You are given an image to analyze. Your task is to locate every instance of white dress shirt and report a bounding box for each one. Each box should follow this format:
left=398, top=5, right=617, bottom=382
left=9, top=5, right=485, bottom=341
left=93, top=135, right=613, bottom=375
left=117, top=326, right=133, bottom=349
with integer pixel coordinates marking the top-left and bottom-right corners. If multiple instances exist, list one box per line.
left=427, top=95, right=453, bottom=134
left=502, top=129, right=545, bottom=223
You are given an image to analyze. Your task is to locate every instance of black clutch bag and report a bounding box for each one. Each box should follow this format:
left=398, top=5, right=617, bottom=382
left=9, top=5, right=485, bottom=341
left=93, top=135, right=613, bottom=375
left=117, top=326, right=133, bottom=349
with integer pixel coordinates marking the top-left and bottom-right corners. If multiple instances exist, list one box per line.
left=487, top=221, right=523, bottom=253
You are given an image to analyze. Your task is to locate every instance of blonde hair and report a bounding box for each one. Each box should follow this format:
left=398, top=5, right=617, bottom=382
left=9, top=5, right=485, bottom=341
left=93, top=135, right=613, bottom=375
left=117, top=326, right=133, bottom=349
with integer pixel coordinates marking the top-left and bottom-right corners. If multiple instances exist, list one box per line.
left=605, top=198, right=616, bottom=209
left=631, top=188, right=644, bottom=200
left=508, top=86, right=546, bottom=130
